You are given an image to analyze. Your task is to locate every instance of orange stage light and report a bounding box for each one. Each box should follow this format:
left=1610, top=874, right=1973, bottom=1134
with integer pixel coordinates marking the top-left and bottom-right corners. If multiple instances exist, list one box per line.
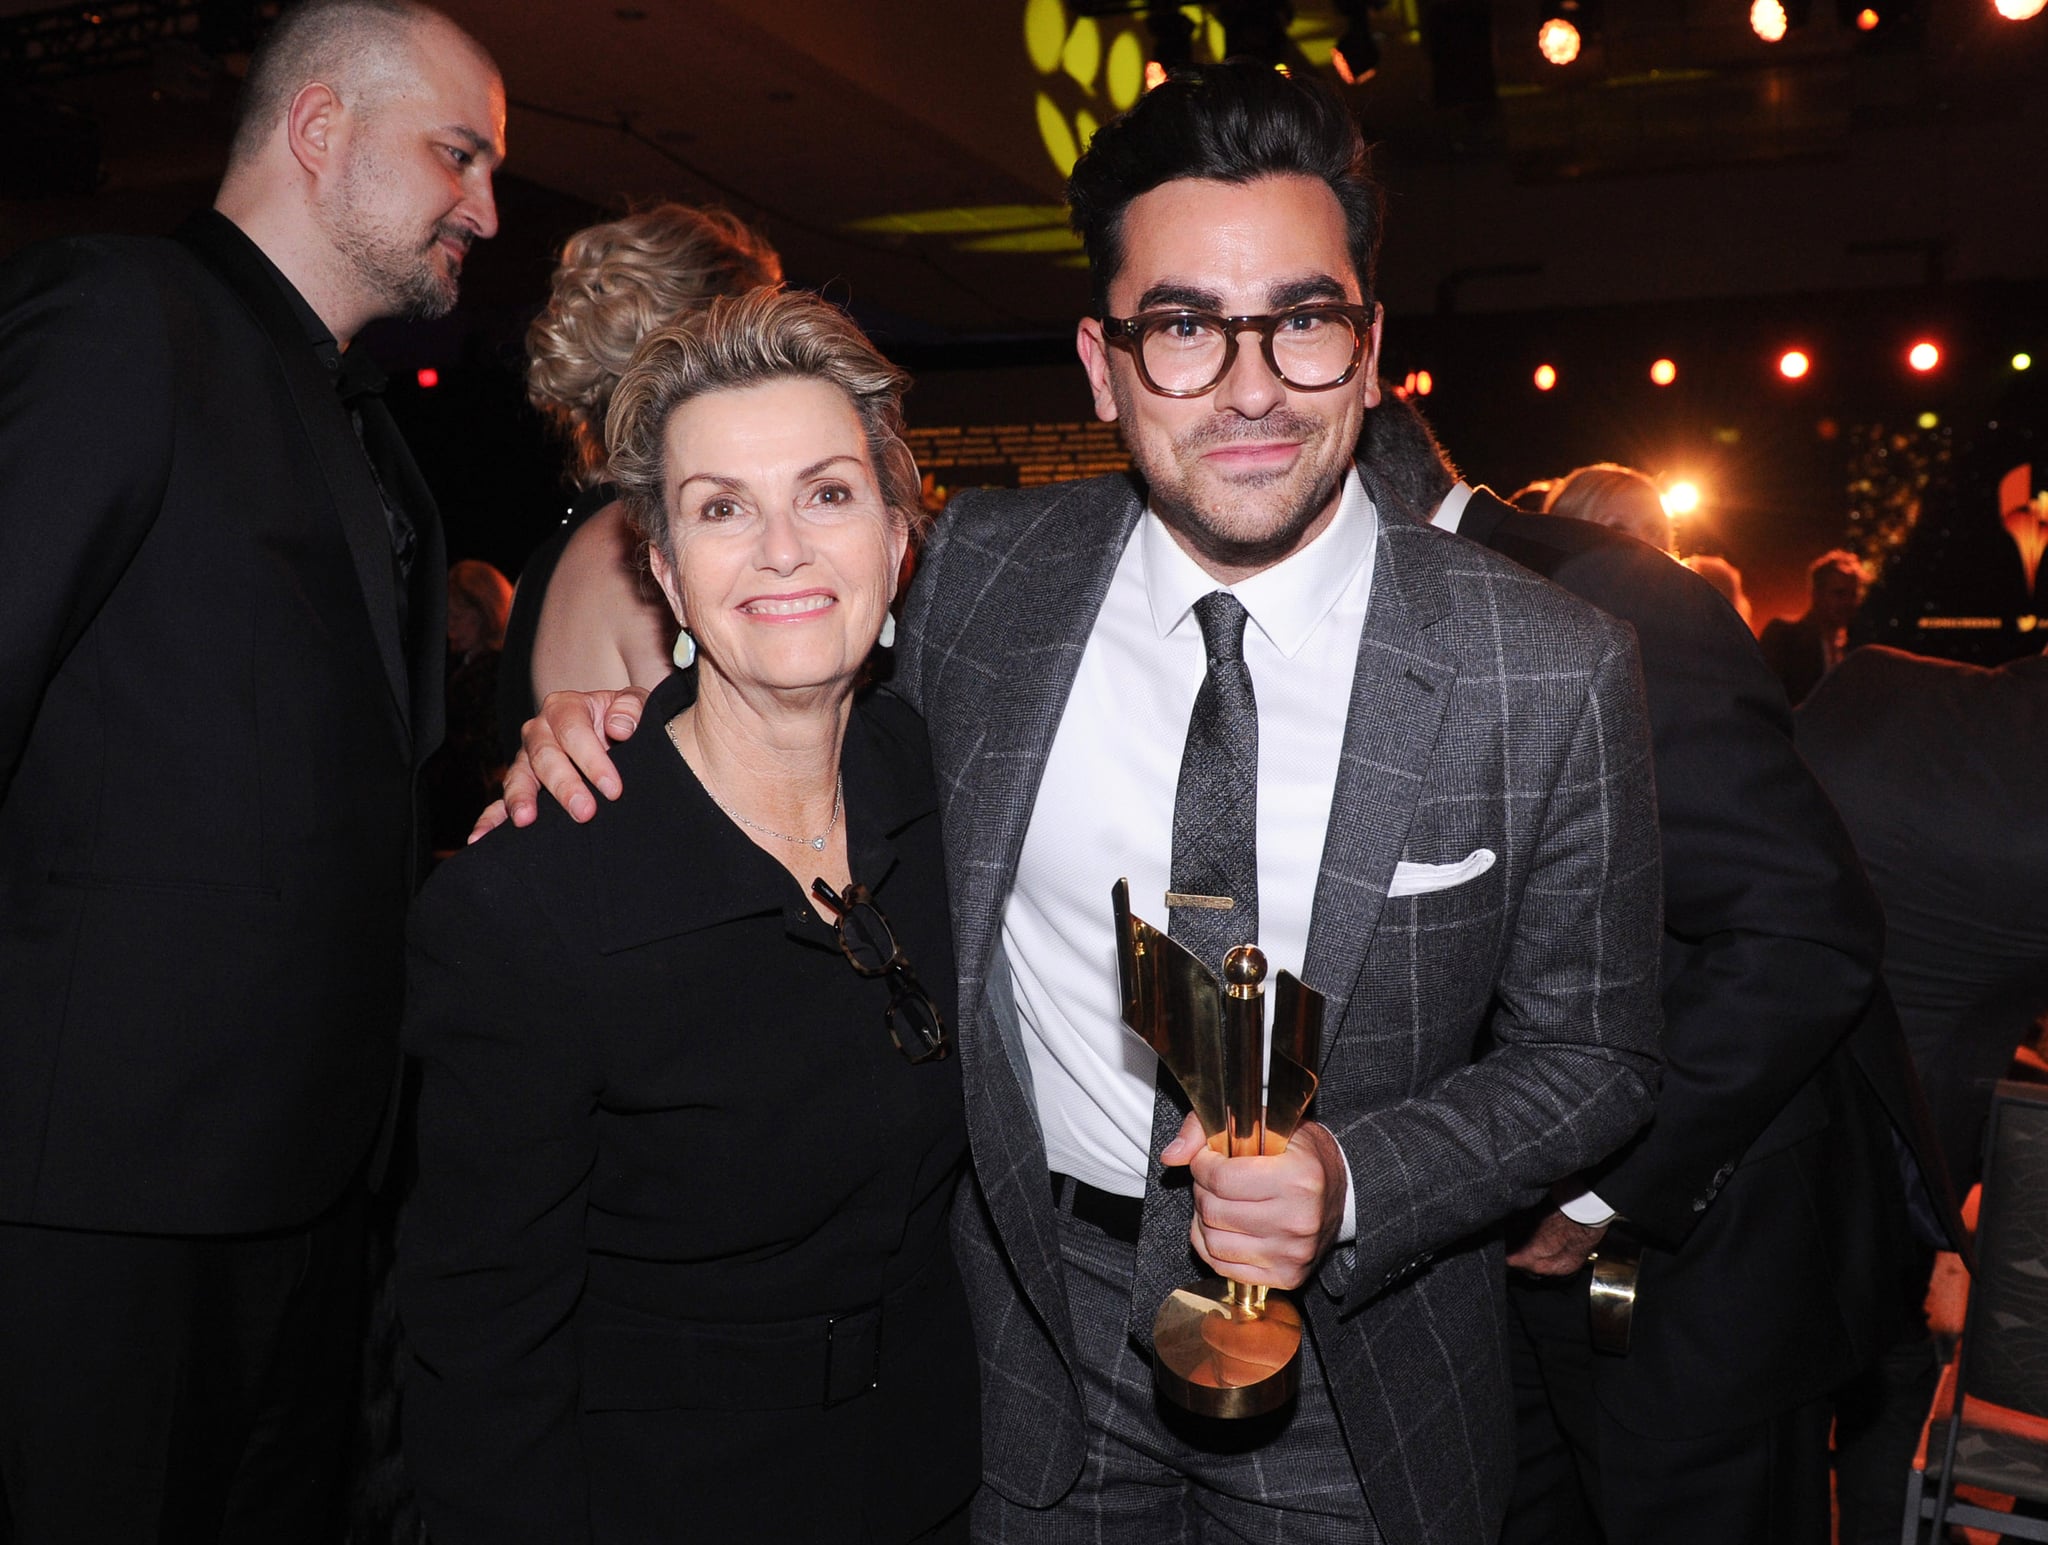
left=1650, top=358, right=1677, bottom=386
left=1908, top=341, right=1940, bottom=372
left=1534, top=363, right=1558, bottom=391
left=1778, top=350, right=1811, bottom=380
left=1537, top=17, right=1582, bottom=63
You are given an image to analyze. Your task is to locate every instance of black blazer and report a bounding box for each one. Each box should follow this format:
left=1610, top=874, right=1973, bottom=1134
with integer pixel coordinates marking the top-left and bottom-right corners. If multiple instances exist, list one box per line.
left=1798, top=644, right=2048, bottom=1185
left=399, top=674, right=977, bottom=1545
left=1445, top=488, right=1943, bottom=1433
left=0, top=211, right=444, bottom=1234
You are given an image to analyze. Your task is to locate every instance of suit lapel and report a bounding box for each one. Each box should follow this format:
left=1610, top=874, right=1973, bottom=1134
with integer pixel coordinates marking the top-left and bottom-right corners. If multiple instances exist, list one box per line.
left=175, top=213, right=412, bottom=734
left=1298, top=522, right=1460, bottom=1062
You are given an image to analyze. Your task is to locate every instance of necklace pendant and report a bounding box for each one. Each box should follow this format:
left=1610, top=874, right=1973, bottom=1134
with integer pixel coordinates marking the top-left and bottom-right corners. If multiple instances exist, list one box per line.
left=810, top=836, right=827, bottom=850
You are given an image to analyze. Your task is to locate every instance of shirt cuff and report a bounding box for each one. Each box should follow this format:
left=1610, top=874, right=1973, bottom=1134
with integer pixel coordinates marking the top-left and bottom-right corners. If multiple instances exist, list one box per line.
left=1556, top=1188, right=1617, bottom=1228
left=1335, top=1132, right=1358, bottom=1245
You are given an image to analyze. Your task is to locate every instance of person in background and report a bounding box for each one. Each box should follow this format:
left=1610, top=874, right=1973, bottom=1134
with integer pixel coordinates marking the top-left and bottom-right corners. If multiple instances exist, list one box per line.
left=496, top=202, right=782, bottom=762
left=1684, top=552, right=1755, bottom=630
left=1361, top=389, right=1958, bottom=1545
left=426, top=558, right=513, bottom=853
left=1544, top=462, right=1674, bottom=554
left=0, top=0, right=503, bottom=1536
left=400, top=289, right=977, bottom=1544
left=1761, top=548, right=1865, bottom=706
left=1797, top=642, right=2048, bottom=1543
left=1507, top=478, right=1553, bottom=511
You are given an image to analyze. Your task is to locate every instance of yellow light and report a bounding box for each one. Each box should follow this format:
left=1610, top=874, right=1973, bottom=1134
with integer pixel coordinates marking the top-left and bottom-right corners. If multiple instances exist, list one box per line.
left=2015, top=352, right=2034, bottom=371
left=1916, top=411, right=1939, bottom=429
left=1650, top=358, right=1677, bottom=386
left=1023, top=0, right=1066, bottom=74
left=1537, top=16, right=1582, bottom=64
left=1106, top=29, right=1145, bottom=109
left=1415, top=369, right=1434, bottom=396
left=1856, top=7, right=1880, bottom=27
left=1779, top=349, right=1811, bottom=379
left=1662, top=481, right=1701, bottom=517
left=1750, top=0, right=1789, bottom=39
left=1534, top=363, right=1558, bottom=391
left=1995, top=0, right=2047, bottom=18
left=1908, top=340, right=1940, bottom=372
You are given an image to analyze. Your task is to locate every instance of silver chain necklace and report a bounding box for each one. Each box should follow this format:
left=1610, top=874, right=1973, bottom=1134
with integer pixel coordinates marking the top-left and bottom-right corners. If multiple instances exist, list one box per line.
left=666, top=718, right=843, bottom=852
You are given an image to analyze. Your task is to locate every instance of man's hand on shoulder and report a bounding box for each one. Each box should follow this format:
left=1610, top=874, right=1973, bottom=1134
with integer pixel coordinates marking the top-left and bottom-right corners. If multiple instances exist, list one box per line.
left=468, top=687, right=649, bottom=842
left=1163, top=1112, right=1347, bottom=1291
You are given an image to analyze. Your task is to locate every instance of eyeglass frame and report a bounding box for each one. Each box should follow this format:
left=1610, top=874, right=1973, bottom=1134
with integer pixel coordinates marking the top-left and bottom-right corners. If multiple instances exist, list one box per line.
left=1098, top=303, right=1377, bottom=399
left=809, top=877, right=951, bottom=1065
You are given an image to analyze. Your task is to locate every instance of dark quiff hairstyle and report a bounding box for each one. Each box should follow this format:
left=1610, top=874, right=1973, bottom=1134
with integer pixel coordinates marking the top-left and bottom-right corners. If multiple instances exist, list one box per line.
left=1065, top=62, right=1384, bottom=316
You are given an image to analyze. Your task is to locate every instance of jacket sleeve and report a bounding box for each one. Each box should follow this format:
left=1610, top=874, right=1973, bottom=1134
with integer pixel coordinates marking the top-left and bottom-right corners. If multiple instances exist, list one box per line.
left=1579, top=553, right=1883, bottom=1246
left=1328, top=629, right=1666, bottom=1308
left=398, top=840, right=601, bottom=1545
left=0, top=240, right=175, bottom=794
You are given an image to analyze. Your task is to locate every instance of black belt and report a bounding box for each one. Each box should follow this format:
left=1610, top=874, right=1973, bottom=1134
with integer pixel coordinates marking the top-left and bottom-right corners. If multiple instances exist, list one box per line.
left=1050, top=1172, right=1142, bottom=1245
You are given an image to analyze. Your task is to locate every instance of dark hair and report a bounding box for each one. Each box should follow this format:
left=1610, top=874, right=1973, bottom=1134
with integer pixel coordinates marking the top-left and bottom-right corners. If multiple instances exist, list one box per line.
left=1065, top=62, right=1383, bottom=316
left=1360, top=389, right=1460, bottom=521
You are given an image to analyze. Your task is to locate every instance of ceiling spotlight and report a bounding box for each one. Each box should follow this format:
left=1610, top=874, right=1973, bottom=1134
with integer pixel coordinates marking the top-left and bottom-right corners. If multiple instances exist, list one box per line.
left=1534, top=363, right=1559, bottom=391
left=1779, top=349, right=1811, bottom=379
left=1650, top=358, right=1678, bottom=386
left=1907, top=340, right=1940, bottom=372
left=1916, top=411, right=1940, bottom=429
left=1751, top=0, right=1791, bottom=37
left=1856, top=6, right=1880, bottom=26
left=1995, top=0, right=2046, bottom=18
left=1662, top=481, right=1702, bottom=517
left=2016, top=352, right=2035, bottom=371
left=1537, top=15, right=1582, bottom=61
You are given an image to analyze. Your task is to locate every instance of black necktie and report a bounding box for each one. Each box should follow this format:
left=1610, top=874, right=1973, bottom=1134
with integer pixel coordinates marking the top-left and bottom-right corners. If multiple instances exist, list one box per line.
left=336, top=352, right=420, bottom=633
left=1131, top=590, right=1261, bottom=1333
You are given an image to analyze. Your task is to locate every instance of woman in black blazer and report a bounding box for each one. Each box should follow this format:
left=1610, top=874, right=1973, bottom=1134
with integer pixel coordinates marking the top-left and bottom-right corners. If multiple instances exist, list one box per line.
left=399, top=290, right=977, bottom=1543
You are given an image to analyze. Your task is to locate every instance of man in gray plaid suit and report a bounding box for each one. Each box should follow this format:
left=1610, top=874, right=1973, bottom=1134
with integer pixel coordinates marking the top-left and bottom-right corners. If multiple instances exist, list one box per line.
left=496, top=63, right=1663, bottom=1545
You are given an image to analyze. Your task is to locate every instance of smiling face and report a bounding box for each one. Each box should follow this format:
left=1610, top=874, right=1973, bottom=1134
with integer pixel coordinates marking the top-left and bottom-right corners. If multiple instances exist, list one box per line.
left=646, top=375, right=909, bottom=705
left=320, top=20, right=505, bottom=322
left=1077, top=174, right=1382, bottom=582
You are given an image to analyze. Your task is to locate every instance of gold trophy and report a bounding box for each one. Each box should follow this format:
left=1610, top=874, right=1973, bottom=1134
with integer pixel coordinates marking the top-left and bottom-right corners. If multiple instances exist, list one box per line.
left=1111, top=879, right=1325, bottom=1419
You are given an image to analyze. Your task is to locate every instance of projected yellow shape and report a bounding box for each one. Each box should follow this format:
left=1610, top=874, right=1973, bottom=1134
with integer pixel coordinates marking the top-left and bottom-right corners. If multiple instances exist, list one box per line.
left=1076, top=108, right=1100, bottom=150
left=1025, top=0, right=1066, bottom=74
left=844, top=205, right=1069, bottom=236
left=1037, top=91, right=1081, bottom=174
left=958, top=228, right=1086, bottom=253
left=1107, top=28, right=1145, bottom=108
left=1063, top=15, right=1102, bottom=91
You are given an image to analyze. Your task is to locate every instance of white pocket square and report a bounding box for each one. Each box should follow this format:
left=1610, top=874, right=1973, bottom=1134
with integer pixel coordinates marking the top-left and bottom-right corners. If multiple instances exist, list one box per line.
left=1387, top=849, right=1497, bottom=898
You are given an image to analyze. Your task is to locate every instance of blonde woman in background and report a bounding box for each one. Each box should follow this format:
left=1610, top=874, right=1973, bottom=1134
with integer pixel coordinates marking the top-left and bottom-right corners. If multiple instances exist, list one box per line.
left=497, top=203, right=781, bottom=760
left=1543, top=461, right=1675, bottom=555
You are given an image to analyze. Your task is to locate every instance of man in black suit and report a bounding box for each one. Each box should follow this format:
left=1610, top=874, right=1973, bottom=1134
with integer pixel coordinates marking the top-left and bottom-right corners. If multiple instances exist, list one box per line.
left=0, top=2, right=503, bottom=1536
left=1760, top=548, right=1865, bottom=706
left=1361, top=393, right=1954, bottom=1543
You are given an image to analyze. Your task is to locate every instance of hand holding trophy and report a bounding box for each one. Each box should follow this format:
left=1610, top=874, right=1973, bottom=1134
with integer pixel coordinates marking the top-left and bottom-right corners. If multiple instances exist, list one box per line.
left=1112, top=879, right=1326, bottom=1419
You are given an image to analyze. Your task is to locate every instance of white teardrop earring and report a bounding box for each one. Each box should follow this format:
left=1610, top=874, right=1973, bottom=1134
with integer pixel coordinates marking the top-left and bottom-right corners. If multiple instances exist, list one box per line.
left=671, top=627, right=697, bottom=669
left=877, top=612, right=897, bottom=650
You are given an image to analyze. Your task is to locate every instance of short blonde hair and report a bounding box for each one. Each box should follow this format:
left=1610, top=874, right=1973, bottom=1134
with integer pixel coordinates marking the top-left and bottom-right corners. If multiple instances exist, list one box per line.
left=526, top=203, right=782, bottom=485
left=605, top=288, right=924, bottom=558
left=1544, top=463, right=1673, bottom=554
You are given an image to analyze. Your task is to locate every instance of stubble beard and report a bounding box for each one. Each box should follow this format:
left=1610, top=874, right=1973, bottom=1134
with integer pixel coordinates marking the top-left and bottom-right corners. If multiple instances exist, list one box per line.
left=326, top=155, right=464, bottom=323
left=1116, top=376, right=1351, bottom=576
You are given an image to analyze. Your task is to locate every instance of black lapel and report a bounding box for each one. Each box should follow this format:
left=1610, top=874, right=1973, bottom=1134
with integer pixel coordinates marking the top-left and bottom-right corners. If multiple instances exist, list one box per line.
left=174, top=211, right=411, bottom=732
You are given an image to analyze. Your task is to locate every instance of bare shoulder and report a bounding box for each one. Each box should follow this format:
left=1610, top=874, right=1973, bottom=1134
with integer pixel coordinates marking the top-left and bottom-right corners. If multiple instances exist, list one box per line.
left=530, top=500, right=674, bottom=699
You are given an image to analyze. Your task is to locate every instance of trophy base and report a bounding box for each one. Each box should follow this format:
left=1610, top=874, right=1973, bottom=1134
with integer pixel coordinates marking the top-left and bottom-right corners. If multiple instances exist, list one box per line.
left=1151, top=1277, right=1303, bottom=1420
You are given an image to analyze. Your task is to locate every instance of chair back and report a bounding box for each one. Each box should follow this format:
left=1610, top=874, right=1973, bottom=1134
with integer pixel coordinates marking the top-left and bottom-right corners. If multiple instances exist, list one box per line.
left=1962, top=1080, right=2048, bottom=1420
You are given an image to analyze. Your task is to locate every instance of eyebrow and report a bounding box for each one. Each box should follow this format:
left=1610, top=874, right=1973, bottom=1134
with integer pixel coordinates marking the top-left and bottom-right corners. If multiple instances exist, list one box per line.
left=1129, top=274, right=1355, bottom=315
left=674, top=455, right=865, bottom=494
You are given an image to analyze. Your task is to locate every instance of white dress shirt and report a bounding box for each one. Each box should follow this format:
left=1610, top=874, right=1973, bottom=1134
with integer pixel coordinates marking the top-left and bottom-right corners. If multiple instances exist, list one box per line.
left=1001, top=470, right=1378, bottom=1241
left=1431, top=480, right=1616, bottom=1230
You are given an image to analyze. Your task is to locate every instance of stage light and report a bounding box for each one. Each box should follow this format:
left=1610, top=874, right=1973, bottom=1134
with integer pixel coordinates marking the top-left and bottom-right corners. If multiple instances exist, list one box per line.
left=1995, top=0, right=2047, bottom=18
left=2016, top=352, right=2035, bottom=371
left=1537, top=15, right=1582, bottom=62
left=1907, top=340, right=1940, bottom=372
left=416, top=367, right=440, bottom=389
left=1779, top=349, right=1811, bottom=379
left=1916, top=411, right=1939, bottom=429
left=1650, top=358, right=1677, bottom=386
left=1534, top=363, right=1558, bottom=391
left=1142, top=3, right=1195, bottom=86
left=1856, top=7, right=1880, bottom=26
left=1662, top=481, right=1702, bottom=517
left=1751, top=0, right=1790, bottom=38
left=1415, top=369, right=1434, bottom=396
